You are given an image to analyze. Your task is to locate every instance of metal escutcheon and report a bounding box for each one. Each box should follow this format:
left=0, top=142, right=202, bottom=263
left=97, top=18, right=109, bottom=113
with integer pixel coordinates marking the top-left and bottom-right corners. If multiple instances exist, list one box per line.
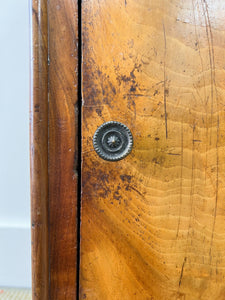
left=93, top=121, right=133, bottom=161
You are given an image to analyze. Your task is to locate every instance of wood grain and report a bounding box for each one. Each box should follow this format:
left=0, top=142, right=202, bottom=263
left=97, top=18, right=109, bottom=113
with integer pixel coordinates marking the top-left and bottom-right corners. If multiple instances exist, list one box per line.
left=31, top=0, right=79, bottom=298
left=48, top=0, right=79, bottom=299
left=81, top=0, right=225, bottom=299
left=30, top=1, right=49, bottom=299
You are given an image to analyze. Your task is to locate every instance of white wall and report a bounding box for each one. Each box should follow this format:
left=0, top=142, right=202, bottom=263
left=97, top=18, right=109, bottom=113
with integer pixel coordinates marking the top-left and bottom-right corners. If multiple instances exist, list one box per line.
left=0, top=0, right=31, bottom=288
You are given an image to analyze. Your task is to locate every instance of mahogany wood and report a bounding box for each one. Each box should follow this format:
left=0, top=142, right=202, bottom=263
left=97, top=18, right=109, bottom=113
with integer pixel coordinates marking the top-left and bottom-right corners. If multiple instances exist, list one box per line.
left=31, top=0, right=79, bottom=299
left=30, top=1, right=49, bottom=299
left=48, top=0, right=79, bottom=298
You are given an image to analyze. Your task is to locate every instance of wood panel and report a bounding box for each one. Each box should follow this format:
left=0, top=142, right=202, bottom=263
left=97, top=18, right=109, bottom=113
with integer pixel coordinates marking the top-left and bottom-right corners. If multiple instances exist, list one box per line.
left=81, top=0, right=225, bottom=299
left=30, top=1, right=49, bottom=299
left=48, top=0, right=79, bottom=299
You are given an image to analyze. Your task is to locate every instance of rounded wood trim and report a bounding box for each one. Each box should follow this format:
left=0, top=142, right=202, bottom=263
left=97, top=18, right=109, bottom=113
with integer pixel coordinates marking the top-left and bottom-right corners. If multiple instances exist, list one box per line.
left=30, top=0, right=49, bottom=299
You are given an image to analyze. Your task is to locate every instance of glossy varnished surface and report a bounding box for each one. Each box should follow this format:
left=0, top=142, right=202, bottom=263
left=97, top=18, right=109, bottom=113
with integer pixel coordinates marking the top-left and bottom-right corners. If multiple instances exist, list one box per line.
left=48, top=0, right=78, bottom=298
left=81, top=0, right=225, bottom=299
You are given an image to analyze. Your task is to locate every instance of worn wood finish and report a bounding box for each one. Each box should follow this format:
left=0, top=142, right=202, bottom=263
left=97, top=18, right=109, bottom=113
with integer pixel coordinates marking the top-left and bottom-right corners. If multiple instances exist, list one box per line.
left=48, top=0, right=79, bottom=298
left=81, top=0, right=225, bottom=299
left=31, top=0, right=79, bottom=298
left=30, top=1, right=49, bottom=299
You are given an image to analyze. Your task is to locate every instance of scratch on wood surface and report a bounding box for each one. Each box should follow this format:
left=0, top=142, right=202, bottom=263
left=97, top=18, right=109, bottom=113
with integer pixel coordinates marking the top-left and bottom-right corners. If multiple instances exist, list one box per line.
left=163, top=23, right=168, bottom=139
left=200, top=0, right=219, bottom=266
left=128, top=185, right=144, bottom=197
left=209, top=116, right=219, bottom=264
left=179, top=257, right=187, bottom=287
left=200, top=0, right=216, bottom=145
left=191, top=0, right=207, bottom=104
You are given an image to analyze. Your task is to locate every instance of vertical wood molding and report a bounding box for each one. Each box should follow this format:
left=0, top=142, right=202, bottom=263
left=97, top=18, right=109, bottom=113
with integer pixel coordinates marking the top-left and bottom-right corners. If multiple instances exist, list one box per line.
left=31, top=0, right=79, bottom=299
left=30, top=0, right=49, bottom=299
left=48, top=0, right=79, bottom=299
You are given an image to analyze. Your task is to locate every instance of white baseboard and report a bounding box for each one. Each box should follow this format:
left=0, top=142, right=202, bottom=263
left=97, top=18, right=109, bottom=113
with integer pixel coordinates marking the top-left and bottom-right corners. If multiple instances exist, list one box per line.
left=0, top=225, right=31, bottom=288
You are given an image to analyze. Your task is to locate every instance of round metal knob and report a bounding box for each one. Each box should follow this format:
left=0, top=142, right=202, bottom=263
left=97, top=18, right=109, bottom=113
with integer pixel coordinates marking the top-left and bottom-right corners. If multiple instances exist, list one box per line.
left=93, top=121, right=133, bottom=161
